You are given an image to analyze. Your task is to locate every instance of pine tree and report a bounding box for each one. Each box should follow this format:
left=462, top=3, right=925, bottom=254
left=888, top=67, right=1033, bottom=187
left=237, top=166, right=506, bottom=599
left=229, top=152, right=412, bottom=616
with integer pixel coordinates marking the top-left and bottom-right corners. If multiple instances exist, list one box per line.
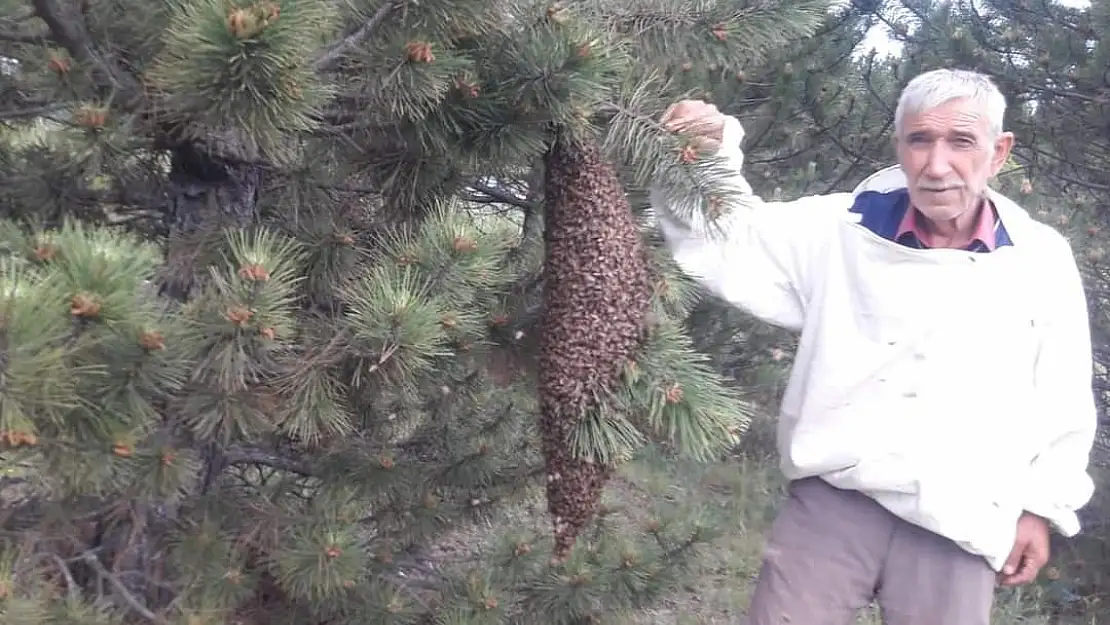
left=0, top=0, right=828, bottom=622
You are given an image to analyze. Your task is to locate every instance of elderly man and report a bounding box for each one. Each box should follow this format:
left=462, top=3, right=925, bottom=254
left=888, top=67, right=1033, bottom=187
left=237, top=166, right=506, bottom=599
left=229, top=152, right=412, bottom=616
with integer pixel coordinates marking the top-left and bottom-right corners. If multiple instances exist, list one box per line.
left=653, top=68, right=1097, bottom=624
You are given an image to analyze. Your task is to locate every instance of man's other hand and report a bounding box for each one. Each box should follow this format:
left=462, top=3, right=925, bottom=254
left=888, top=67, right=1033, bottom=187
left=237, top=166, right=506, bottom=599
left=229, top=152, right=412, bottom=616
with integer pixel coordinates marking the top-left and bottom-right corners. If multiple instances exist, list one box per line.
left=999, top=512, right=1051, bottom=586
left=661, top=100, right=727, bottom=153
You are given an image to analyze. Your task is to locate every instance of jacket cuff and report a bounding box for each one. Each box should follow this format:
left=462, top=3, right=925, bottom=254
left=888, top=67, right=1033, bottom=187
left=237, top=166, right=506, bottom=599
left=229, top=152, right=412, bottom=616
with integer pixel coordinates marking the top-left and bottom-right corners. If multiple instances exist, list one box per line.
left=1023, top=505, right=1081, bottom=538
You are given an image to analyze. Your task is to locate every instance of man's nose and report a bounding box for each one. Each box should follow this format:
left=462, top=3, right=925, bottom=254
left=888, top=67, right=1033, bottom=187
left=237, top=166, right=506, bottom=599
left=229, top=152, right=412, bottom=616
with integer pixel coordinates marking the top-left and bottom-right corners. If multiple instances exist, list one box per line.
left=924, top=142, right=954, bottom=178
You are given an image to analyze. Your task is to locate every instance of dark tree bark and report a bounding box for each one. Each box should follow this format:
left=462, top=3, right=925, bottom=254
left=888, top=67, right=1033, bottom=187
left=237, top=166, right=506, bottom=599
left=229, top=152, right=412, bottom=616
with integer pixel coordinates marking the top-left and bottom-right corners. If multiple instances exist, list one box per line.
left=158, top=143, right=265, bottom=301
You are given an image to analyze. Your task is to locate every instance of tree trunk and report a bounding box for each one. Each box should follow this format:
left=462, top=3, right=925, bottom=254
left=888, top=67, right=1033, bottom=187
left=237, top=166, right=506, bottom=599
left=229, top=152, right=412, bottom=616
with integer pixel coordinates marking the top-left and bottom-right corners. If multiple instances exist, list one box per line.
left=158, top=143, right=265, bottom=301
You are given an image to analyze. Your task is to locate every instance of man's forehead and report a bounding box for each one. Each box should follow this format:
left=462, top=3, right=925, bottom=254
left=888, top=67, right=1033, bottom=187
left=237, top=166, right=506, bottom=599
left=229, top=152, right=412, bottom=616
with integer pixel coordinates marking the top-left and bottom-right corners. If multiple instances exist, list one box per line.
left=903, top=100, right=990, bottom=134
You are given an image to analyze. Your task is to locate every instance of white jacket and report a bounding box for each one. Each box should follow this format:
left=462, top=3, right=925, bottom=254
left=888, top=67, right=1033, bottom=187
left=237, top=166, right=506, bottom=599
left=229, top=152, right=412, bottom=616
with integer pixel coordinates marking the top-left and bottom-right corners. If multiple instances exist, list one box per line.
left=652, top=115, right=1098, bottom=572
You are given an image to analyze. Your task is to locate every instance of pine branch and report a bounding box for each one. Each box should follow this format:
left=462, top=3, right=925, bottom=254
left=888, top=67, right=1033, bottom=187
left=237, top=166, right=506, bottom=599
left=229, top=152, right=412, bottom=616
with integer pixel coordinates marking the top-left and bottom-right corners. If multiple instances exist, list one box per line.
left=314, top=1, right=397, bottom=72
left=0, top=103, right=63, bottom=121
left=0, top=29, right=48, bottom=44
left=461, top=181, right=537, bottom=210
left=82, top=551, right=168, bottom=624
left=224, top=445, right=317, bottom=477
left=30, top=0, right=141, bottom=98
left=50, top=554, right=79, bottom=603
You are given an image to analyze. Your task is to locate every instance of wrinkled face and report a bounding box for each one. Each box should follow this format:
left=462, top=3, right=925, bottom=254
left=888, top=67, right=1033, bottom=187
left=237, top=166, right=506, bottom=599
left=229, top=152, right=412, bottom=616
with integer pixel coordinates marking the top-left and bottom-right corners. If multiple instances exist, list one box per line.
left=895, top=97, right=1014, bottom=222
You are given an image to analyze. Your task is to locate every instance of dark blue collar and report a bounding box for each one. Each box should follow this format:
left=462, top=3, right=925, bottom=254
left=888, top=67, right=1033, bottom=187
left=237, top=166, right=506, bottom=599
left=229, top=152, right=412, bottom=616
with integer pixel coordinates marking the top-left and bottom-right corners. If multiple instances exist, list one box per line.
left=849, top=189, right=1013, bottom=252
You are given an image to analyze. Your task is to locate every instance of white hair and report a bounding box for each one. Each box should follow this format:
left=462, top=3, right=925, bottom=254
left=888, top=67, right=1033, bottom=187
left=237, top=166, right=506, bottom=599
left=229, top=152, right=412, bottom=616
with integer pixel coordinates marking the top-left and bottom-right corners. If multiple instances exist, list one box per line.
left=894, top=69, right=1008, bottom=139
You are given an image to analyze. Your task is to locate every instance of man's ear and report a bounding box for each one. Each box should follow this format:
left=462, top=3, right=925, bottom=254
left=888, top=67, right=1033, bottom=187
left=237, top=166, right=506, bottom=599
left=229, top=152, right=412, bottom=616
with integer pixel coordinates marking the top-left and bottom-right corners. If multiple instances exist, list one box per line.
left=990, top=131, right=1015, bottom=175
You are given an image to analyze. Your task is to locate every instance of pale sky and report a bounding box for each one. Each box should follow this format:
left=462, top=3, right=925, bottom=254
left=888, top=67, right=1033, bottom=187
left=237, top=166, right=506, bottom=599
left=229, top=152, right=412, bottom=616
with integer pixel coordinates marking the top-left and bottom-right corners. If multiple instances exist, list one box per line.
left=855, top=0, right=1092, bottom=58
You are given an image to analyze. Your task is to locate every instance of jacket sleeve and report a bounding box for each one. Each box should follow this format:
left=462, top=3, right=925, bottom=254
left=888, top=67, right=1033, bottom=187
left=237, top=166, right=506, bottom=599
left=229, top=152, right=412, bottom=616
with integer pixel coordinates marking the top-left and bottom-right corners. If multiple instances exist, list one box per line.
left=650, top=115, right=850, bottom=331
left=1023, top=234, right=1098, bottom=536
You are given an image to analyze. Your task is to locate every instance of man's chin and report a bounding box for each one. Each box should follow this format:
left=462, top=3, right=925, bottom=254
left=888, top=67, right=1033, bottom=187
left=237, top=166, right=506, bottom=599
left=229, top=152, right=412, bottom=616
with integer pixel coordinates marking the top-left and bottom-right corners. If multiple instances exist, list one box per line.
left=914, top=204, right=967, bottom=222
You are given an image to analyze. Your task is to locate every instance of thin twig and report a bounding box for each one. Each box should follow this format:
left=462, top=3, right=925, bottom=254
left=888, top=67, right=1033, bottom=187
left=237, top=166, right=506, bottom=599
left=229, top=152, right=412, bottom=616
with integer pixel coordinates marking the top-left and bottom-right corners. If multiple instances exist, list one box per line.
left=30, top=0, right=140, bottom=97
left=462, top=182, right=537, bottom=210
left=224, top=445, right=316, bottom=476
left=82, top=551, right=167, bottom=624
left=314, top=1, right=396, bottom=72
left=51, top=554, right=79, bottom=603
left=0, top=29, right=49, bottom=44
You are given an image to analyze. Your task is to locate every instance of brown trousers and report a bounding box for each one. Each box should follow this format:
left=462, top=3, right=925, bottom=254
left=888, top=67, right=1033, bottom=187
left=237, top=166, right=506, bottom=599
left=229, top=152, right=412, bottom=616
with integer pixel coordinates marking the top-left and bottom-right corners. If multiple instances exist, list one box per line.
left=747, top=477, right=997, bottom=625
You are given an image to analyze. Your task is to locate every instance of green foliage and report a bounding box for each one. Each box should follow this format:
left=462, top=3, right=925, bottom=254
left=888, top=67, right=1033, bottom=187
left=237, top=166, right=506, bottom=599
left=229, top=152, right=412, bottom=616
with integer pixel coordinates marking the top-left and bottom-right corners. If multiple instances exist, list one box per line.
left=149, top=0, right=337, bottom=162
left=0, top=0, right=841, bottom=621
left=0, top=213, right=726, bottom=624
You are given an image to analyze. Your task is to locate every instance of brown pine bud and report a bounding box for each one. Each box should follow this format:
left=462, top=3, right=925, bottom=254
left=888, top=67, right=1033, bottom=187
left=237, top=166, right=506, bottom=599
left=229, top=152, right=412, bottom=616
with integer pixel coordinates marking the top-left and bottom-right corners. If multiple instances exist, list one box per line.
left=48, top=52, right=70, bottom=74
left=74, top=105, right=107, bottom=129
left=664, top=383, right=683, bottom=404
left=281, top=76, right=303, bottom=100
left=455, top=77, right=480, bottom=98
left=1, top=430, right=38, bottom=447
left=70, top=293, right=102, bottom=318
left=405, top=41, right=435, bottom=63
left=679, top=144, right=699, bottom=164
left=138, top=330, right=165, bottom=351
left=227, top=8, right=261, bottom=39
left=237, top=264, right=269, bottom=281
left=33, top=243, right=58, bottom=261
left=226, top=306, right=254, bottom=327
left=258, top=0, right=280, bottom=22
left=452, top=236, right=478, bottom=253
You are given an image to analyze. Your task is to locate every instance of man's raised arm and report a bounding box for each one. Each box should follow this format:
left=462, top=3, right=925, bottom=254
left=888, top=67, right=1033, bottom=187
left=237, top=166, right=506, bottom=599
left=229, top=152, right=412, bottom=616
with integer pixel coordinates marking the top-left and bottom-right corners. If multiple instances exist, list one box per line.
left=650, top=101, right=850, bottom=331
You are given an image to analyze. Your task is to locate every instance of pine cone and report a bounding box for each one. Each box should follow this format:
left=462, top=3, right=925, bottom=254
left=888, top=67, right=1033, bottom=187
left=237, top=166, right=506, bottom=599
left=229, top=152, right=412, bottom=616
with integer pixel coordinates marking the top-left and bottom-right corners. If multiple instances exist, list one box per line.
left=538, top=130, right=652, bottom=561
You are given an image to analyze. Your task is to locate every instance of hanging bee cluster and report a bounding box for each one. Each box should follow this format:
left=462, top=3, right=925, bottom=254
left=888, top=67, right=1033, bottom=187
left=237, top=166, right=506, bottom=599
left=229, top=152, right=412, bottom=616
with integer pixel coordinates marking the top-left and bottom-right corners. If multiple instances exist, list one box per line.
left=537, top=130, right=652, bottom=562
